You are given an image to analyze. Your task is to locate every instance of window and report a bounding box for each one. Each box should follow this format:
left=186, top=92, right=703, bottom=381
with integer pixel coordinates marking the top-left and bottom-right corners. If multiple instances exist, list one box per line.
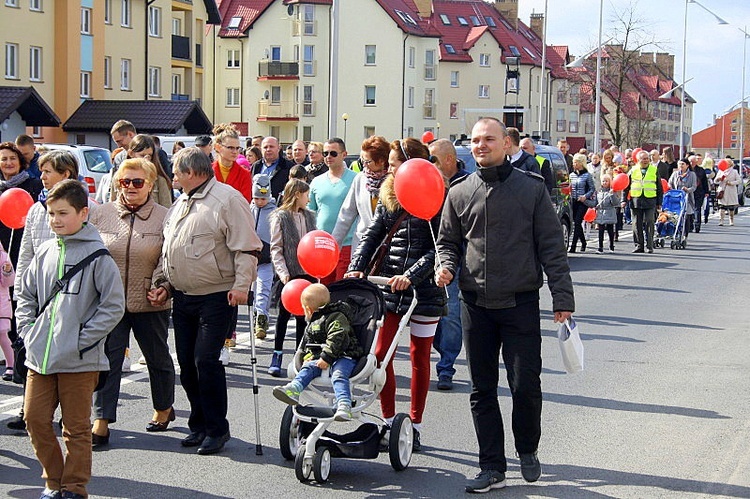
left=270, top=46, right=281, bottom=62
left=440, top=14, right=450, bottom=25
left=364, top=126, right=375, bottom=138
left=509, top=46, right=521, bottom=57
left=365, top=45, right=376, bottom=65
left=5, top=0, right=18, bottom=6
left=731, top=134, right=738, bottom=141
left=5, top=43, right=18, bottom=79
left=270, top=126, right=280, bottom=138
left=523, top=47, right=537, bottom=60
left=365, top=85, right=376, bottom=106
left=444, top=44, right=456, bottom=55
left=407, top=86, right=414, bottom=108
left=80, top=71, right=91, bottom=98
left=120, top=58, right=131, bottom=90
left=470, top=15, right=480, bottom=26
left=148, top=66, right=160, bottom=97
left=104, top=56, right=111, bottom=88
left=424, top=49, right=435, bottom=80
left=302, top=126, right=313, bottom=142
left=302, top=85, right=314, bottom=116
left=423, top=88, right=435, bottom=119
left=30, top=0, right=42, bottom=11
left=478, top=85, right=489, bottom=99
left=450, top=71, right=459, bottom=88
left=227, top=49, right=240, bottom=68
left=172, top=18, right=181, bottom=36
left=407, top=127, right=414, bottom=138
left=104, top=0, right=111, bottom=24
left=408, top=47, right=415, bottom=68
left=479, top=53, right=490, bottom=67
left=485, top=17, right=496, bottom=27
left=568, top=111, right=578, bottom=133
left=457, top=16, right=468, bottom=26
left=271, top=86, right=281, bottom=104
left=32, top=126, right=42, bottom=137
left=303, top=5, right=315, bottom=35
left=148, top=6, right=161, bottom=37
left=172, top=74, right=181, bottom=95
left=450, top=102, right=458, bottom=119
left=303, top=45, right=314, bottom=76
left=226, top=88, right=240, bottom=107
left=395, top=9, right=416, bottom=25
left=121, top=0, right=131, bottom=27
left=81, top=7, right=91, bottom=34
left=227, top=16, right=241, bottom=29
left=29, top=46, right=42, bottom=81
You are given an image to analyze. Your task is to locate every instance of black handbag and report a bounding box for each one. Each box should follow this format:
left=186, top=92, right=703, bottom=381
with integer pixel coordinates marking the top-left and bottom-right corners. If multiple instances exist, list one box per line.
left=365, top=211, right=409, bottom=276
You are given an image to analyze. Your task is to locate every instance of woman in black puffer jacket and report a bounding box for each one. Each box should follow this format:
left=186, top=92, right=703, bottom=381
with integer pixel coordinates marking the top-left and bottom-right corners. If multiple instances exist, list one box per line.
left=346, top=138, right=446, bottom=451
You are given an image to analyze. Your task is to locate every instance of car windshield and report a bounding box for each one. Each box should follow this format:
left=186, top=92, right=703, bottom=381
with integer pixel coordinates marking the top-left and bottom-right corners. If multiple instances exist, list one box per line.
left=83, top=149, right=112, bottom=173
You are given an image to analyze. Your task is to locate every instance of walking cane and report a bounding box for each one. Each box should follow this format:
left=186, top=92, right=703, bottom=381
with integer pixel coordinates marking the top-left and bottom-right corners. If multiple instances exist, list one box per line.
left=246, top=298, right=263, bottom=455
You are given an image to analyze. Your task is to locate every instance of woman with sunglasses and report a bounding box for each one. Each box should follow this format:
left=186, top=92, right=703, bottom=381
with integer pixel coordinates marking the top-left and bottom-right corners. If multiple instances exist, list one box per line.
left=89, top=158, right=176, bottom=446
left=126, top=134, right=173, bottom=208
left=345, top=137, right=447, bottom=452
left=211, top=123, right=252, bottom=203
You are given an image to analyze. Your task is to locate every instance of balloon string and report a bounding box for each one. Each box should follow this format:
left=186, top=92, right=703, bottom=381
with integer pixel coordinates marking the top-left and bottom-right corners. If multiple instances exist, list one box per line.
left=8, top=228, right=15, bottom=258
left=429, top=222, right=449, bottom=300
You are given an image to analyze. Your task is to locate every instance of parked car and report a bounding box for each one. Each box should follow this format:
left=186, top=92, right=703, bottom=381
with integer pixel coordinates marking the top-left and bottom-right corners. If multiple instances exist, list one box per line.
left=40, top=144, right=113, bottom=198
left=156, top=136, right=199, bottom=160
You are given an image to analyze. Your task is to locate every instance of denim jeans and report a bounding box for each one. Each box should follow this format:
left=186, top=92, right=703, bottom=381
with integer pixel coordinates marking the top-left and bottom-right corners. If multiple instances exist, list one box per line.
left=253, top=262, right=274, bottom=317
left=433, top=271, right=462, bottom=379
left=293, top=357, right=357, bottom=405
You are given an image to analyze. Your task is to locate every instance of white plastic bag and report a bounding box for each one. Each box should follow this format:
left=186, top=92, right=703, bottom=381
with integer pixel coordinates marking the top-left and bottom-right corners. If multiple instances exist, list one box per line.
left=558, top=318, right=584, bottom=373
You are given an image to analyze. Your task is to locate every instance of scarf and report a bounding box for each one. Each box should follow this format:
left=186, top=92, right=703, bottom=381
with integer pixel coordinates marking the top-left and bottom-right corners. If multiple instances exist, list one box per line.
left=364, top=167, right=389, bottom=196
left=0, top=171, right=30, bottom=193
left=38, top=188, right=48, bottom=205
left=306, top=162, right=326, bottom=174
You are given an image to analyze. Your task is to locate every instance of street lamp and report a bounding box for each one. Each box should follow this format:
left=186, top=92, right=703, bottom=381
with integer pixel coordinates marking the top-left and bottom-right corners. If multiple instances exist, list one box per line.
left=679, top=0, right=728, bottom=158
left=342, top=113, right=349, bottom=143
left=537, top=0, right=549, bottom=137
left=739, top=28, right=749, bottom=165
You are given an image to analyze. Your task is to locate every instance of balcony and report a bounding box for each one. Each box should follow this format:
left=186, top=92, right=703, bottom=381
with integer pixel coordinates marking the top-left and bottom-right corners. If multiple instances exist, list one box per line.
left=172, top=35, right=190, bottom=60
left=302, top=100, right=316, bottom=117
left=569, top=122, right=579, bottom=133
left=556, top=119, right=566, bottom=132
left=257, top=100, right=299, bottom=121
left=423, top=104, right=435, bottom=119
left=258, top=60, right=299, bottom=80
left=292, top=20, right=317, bottom=36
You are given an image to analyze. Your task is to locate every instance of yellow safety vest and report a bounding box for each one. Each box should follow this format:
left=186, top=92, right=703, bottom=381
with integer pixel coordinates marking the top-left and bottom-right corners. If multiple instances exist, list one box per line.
left=535, top=155, right=545, bottom=169
left=630, top=164, right=657, bottom=198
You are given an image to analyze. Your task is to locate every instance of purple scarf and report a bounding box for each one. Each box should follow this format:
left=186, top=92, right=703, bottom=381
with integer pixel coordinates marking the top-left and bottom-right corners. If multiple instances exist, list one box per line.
left=364, top=167, right=389, bottom=196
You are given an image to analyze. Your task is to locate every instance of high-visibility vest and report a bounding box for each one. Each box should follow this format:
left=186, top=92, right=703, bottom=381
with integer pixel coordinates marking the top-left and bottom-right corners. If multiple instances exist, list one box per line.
left=535, top=155, right=545, bottom=169
left=630, top=164, right=658, bottom=198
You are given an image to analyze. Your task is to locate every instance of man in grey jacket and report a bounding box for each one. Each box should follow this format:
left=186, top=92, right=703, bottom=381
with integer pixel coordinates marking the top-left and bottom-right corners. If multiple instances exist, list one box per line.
left=436, top=118, right=575, bottom=493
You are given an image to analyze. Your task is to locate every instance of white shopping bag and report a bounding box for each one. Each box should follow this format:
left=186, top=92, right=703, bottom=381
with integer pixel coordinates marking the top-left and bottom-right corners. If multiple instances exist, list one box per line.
left=558, top=318, right=584, bottom=373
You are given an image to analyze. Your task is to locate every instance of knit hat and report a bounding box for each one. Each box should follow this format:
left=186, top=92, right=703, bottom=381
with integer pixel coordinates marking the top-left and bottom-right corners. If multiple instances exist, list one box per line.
left=253, top=174, right=271, bottom=199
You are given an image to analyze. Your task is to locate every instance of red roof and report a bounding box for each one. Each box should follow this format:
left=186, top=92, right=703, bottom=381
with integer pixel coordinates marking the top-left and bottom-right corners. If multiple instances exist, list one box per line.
left=373, top=0, right=442, bottom=38
left=217, top=0, right=275, bottom=37
left=580, top=82, right=609, bottom=115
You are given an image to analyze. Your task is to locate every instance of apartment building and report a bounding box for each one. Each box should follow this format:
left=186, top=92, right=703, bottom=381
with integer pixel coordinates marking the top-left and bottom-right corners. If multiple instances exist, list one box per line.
left=693, top=104, right=750, bottom=159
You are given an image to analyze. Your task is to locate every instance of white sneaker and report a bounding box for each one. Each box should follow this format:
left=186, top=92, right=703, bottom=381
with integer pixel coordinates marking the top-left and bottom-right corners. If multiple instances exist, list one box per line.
left=138, top=356, right=147, bottom=365
left=122, top=348, right=131, bottom=373
left=219, top=347, right=230, bottom=366
left=334, top=403, right=352, bottom=421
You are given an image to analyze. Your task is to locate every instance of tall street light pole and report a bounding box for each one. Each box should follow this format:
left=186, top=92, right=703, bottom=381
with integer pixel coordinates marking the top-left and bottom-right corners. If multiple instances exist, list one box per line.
left=593, top=0, right=604, bottom=154
left=740, top=28, right=749, bottom=164
left=537, top=0, right=548, bottom=137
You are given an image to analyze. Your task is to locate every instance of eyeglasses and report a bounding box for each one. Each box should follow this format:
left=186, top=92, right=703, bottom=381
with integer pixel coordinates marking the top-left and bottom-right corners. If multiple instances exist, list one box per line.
left=359, top=158, right=374, bottom=166
left=221, top=144, right=241, bottom=152
left=322, top=150, right=339, bottom=158
left=119, top=178, right=146, bottom=189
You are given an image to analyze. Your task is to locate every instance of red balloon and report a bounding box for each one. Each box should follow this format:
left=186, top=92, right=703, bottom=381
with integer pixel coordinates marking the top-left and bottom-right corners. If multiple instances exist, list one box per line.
left=0, top=187, right=35, bottom=229
left=394, top=158, right=445, bottom=220
left=281, top=279, right=312, bottom=316
left=611, top=173, right=629, bottom=192
left=421, top=131, right=435, bottom=144
left=297, top=230, right=340, bottom=279
left=583, top=207, right=596, bottom=223
left=717, top=159, right=730, bottom=171
left=660, top=178, right=669, bottom=193
left=631, top=148, right=643, bottom=163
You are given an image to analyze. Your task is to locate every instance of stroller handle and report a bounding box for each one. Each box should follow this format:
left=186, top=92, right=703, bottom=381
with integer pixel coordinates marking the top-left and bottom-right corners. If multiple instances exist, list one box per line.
left=367, top=276, right=392, bottom=287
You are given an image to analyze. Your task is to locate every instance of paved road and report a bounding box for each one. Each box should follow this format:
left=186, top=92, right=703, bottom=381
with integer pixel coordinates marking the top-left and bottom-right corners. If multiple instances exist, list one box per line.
left=1, top=209, right=749, bottom=498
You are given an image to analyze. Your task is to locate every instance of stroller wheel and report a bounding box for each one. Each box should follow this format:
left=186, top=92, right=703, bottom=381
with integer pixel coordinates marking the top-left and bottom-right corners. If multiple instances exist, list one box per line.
left=389, top=413, right=413, bottom=471
left=295, top=445, right=313, bottom=482
left=670, top=241, right=675, bottom=249
left=681, top=241, right=687, bottom=249
left=313, top=447, right=332, bottom=483
left=280, top=406, right=303, bottom=460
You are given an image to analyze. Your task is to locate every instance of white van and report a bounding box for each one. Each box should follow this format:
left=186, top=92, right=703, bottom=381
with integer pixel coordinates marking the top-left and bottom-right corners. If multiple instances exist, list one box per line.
left=39, top=144, right=113, bottom=198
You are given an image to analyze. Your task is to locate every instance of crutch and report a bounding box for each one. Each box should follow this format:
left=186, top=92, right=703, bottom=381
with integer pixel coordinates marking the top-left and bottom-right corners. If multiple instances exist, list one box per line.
left=246, top=292, right=263, bottom=455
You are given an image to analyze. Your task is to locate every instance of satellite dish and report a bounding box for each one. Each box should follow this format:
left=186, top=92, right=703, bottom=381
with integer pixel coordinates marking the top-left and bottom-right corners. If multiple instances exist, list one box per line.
left=287, top=5, right=294, bottom=16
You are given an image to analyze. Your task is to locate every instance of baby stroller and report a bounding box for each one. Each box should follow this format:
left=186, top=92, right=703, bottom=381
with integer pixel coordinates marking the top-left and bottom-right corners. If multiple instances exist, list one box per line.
left=279, top=276, right=418, bottom=484
left=655, top=189, right=688, bottom=250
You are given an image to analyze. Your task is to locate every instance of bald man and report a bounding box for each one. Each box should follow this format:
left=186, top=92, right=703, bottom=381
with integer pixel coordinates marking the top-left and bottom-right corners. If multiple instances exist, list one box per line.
left=291, top=139, right=309, bottom=166
left=251, top=136, right=293, bottom=201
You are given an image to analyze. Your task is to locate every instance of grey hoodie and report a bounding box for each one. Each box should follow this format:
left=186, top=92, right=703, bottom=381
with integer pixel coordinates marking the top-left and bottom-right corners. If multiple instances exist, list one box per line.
left=17, top=223, right=125, bottom=374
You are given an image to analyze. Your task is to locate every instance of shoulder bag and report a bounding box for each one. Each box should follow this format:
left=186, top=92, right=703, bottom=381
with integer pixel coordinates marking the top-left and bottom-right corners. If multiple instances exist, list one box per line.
left=365, top=211, right=409, bottom=277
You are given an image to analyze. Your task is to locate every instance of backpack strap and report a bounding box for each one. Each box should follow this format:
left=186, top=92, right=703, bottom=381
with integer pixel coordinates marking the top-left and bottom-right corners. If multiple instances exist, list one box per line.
left=37, top=248, right=111, bottom=318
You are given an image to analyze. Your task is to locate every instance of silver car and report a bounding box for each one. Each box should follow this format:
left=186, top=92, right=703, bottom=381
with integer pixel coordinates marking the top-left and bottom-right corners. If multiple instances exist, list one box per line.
left=39, top=144, right=113, bottom=198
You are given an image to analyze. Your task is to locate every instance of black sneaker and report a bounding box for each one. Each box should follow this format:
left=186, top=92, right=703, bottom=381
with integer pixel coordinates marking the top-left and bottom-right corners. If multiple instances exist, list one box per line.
left=412, top=429, right=421, bottom=452
left=465, top=469, right=506, bottom=493
left=519, top=452, right=542, bottom=482
left=436, top=375, right=453, bottom=390
left=7, top=414, right=25, bottom=430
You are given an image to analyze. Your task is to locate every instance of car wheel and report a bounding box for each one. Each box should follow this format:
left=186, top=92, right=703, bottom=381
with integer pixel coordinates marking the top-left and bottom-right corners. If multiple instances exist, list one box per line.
left=561, top=219, right=571, bottom=250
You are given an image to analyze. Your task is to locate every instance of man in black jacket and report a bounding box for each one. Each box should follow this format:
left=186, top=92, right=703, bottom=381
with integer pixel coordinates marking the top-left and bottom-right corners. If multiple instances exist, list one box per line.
left=507, top=127, right=541, bottom=175
left=251, top=136, right=292, bottom=202
left=689, top=154, right=709, bottom=232
left=436, top=117, right=575, bottom=493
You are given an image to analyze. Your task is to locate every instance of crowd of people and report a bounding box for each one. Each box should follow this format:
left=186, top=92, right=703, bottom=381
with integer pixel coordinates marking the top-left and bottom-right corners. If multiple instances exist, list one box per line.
left=0, top=116, right=742, bottom=497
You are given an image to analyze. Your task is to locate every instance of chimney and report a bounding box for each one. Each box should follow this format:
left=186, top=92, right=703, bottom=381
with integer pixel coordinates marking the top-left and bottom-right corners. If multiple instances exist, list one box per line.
left=493, top=0, right=519, bottom=30
left=529, top=12, right=544, bottom=39
left=413, top=0, right=432, bottom=19
left=654, top=52, right=675, bottom=78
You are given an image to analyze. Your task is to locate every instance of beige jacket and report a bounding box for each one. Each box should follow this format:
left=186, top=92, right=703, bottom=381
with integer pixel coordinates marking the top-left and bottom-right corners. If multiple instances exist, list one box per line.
left=162, top=177, right=261, bottom=295
left=89, top=197, right=170, bottom=313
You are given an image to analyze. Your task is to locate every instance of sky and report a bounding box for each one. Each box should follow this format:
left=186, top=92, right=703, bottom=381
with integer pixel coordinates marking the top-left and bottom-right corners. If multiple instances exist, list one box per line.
left=517, top=0, right=750, bottom=133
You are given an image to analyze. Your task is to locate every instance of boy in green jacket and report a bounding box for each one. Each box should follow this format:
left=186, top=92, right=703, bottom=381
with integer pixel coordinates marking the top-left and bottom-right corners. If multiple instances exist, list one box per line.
left=17, top=180, right=125, bottom=499
left=273, top=283, right=362, bottom=421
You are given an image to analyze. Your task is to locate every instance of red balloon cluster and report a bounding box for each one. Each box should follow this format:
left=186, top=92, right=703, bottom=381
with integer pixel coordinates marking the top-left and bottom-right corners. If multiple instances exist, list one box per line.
left=583, top=208, right=597, bottom=223
left=717, top=159, right=731, bottom=171
left=0, top=188, right=34, bottom=229
left=394, top=158, right=445, bottom=220
left=611, top=173, right=629, bottom=192
left=281, top=279, right=312, bottom=316
left=297, top=230, right=340, bottom=279
left=421, top=131, right=435, bottom=144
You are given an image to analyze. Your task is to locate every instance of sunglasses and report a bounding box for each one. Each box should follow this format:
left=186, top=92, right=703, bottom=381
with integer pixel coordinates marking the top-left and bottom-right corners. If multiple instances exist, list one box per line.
left=119, top=178, right=146, bottom=189
left=322, top=150, right=339, bottom=158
